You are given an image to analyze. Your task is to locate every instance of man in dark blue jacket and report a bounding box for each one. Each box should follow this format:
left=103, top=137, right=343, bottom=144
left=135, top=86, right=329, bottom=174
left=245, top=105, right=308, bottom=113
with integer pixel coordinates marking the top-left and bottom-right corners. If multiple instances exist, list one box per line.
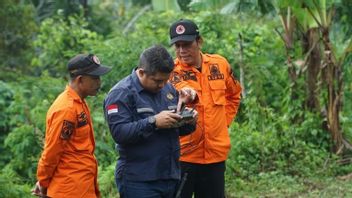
left=104, top=45, right=197, bottom=198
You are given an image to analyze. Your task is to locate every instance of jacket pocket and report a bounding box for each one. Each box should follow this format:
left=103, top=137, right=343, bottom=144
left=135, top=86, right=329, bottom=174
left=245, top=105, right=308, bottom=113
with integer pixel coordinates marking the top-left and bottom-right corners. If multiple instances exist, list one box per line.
left=72, top=125, right=90, bottom=151
left=208, top=80, right=226, bottom=105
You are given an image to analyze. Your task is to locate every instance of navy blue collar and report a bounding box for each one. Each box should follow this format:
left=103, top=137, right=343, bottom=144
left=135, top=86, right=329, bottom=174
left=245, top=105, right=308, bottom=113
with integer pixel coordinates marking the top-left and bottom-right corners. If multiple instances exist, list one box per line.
left=131, top=69, right=144, bottom=93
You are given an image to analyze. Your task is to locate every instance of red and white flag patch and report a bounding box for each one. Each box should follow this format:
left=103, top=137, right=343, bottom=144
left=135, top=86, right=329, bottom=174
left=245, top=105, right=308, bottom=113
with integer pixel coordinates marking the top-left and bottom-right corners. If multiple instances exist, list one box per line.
left=107, top=104, right=118, bottom=114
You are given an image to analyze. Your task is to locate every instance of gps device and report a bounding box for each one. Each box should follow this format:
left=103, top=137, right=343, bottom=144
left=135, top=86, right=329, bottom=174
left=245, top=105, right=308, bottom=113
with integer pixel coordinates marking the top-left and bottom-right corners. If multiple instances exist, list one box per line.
left=178, top=103, right=195, bottom=121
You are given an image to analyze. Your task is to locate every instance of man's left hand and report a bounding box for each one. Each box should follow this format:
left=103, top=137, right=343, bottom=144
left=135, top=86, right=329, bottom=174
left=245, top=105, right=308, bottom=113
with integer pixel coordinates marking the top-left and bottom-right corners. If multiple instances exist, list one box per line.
left=31, top=181, right=47, bottom=197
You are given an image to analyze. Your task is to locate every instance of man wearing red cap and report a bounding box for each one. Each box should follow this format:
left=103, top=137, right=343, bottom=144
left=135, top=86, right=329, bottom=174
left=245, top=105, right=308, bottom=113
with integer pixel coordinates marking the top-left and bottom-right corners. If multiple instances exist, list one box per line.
left=32, top=54, right=111, bottom=198
left=169, top=19, right=242, bottom=198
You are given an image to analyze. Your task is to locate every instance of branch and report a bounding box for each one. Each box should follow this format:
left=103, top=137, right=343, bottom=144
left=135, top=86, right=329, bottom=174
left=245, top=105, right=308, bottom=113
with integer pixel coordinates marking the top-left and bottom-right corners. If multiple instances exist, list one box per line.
left=237, top=33, right=245, bottom=98
left=306, top=5, right=323, bottom=29
left=123, top=4, right=152, bottom=35
left=274, top=28, right=286, bottom=44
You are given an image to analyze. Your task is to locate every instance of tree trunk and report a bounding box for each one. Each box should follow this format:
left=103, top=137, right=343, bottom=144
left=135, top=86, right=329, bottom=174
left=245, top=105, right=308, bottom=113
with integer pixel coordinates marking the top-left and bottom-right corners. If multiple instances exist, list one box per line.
left=238, top=33, right=246, bottom=98
left=80, top=0, right=88, bottom=18
left=302, top=28, right=321, bottom=112
left=321, top=28, right=343, bottom=152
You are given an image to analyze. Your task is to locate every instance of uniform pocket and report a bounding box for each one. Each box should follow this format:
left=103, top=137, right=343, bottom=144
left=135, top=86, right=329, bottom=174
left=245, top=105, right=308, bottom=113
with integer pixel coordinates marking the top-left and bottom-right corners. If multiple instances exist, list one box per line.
left=72, top=125, right=90, bottom=151
left=208, top=80, right=226, bottom=105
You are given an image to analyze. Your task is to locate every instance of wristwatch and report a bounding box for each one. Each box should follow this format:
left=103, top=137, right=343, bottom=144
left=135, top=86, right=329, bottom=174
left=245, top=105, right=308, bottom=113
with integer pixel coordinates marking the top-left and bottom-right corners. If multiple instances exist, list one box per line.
left=148, top=116, right=156, bottom=128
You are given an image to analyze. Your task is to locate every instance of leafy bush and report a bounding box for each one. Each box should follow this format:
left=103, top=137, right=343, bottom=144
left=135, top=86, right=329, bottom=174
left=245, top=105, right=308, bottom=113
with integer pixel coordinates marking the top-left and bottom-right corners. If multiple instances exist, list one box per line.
left=3, top=75, right=64, bottom=180
left=0, top=81, right=14, bottom=168
left=98, top=163, right=118, bottom=197
left=32, top=13, right=101, bottom=77
left=0, top=0, right=37, bottom=80
left=228, top=96, right=333, bottom=179
left=0, top=167, right=32, bottom=198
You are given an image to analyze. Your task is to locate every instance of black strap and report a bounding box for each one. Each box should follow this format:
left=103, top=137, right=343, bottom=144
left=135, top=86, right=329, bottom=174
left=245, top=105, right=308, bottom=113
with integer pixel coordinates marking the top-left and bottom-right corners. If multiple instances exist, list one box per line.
left=175, top=172, right=188, bottom=198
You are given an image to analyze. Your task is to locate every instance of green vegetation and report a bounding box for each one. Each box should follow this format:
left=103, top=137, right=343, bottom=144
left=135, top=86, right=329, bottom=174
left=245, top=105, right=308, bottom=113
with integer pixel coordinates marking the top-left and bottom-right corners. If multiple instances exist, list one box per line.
left=1, top=0, right=352, bottom=197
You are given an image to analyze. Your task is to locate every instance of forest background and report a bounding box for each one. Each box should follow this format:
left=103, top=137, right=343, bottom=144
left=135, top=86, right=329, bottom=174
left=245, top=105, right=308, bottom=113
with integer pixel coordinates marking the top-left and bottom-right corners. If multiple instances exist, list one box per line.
left=1, top=0, right=352, bottom=197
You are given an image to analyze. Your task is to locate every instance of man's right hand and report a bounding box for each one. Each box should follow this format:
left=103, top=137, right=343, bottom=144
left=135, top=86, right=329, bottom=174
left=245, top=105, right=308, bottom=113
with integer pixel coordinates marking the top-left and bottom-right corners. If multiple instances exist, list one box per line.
left=31, top=181, right=47, bottom=197
left=177, top=87, right=197, bottom=111
left=154, top=110, right=182, bottom=129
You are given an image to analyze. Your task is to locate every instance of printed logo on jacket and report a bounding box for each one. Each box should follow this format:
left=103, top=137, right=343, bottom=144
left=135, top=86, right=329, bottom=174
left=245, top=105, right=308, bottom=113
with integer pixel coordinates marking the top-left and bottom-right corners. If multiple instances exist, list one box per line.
left=208, top=64, right=224, bottom=80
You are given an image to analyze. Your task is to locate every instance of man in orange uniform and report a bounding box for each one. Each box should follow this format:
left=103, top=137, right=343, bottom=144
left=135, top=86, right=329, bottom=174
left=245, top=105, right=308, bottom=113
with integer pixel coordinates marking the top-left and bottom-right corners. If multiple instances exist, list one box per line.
left=32, top=54, right=111, bottom=198
left=169, top=19, right=242, bottom=198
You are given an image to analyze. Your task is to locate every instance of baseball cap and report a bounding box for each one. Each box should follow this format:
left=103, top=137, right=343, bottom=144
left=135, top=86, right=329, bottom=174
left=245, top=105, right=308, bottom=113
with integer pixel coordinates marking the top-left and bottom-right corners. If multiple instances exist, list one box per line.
left=67, top=54, right=111, bottom=76
left=169, top=19, right=199, bottom=45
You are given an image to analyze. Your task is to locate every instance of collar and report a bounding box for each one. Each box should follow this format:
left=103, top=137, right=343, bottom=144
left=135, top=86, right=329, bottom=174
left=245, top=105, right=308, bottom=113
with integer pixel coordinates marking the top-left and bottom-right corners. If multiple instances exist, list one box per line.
left=66, top=85, right=84, bottom=103
left=131, top=69, right=144, bottom=93
left=201, top=52, right=210, bottom=63
left=175, top=52, right=209, bottom=70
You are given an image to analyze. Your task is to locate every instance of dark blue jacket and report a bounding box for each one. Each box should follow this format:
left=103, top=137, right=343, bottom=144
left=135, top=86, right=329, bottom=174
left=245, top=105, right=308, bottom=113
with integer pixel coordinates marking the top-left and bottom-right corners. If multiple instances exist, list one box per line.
left=104, top=70, right=196, bottom=181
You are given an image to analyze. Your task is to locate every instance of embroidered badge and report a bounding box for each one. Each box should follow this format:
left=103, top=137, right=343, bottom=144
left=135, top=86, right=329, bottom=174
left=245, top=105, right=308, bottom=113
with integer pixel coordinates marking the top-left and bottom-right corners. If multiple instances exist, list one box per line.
left=182, top=71, right=197, bottom=81
left=208, top=64, right=224, bottom=80
left=61, top=120, right=74, bottom=140
left=176, top=25, right=185, bottom=34
left=170, top=72, right=181, bottom=84
left=77, top=112, right=88, bottom=128
left=167, top=92, right=174, bottom=100
left=107, top=104, right=118, bottom=114
left=92, top=55, right=101, bottom=64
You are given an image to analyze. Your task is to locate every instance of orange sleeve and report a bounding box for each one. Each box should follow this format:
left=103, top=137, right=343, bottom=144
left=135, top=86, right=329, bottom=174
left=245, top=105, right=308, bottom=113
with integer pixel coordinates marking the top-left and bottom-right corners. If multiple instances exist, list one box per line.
left=224, top=62, right=242, bottom=126
left=37, top=109, right=75, bottom=187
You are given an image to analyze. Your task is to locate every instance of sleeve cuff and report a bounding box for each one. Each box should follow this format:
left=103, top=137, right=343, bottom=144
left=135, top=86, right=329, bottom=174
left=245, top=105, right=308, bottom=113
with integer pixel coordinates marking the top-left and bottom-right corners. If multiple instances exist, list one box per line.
left=142, top=118, right=155, bottom=138
left=39, top=180, right=50, bottom=188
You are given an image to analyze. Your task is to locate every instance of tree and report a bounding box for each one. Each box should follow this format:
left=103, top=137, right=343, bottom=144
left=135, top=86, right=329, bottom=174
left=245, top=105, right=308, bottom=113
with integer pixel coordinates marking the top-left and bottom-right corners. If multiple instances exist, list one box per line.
left=188, top=0, right=352, bottom=153
left=0, top=0, right=37, bottom=80
left=276, top=0, right=352, bottom=152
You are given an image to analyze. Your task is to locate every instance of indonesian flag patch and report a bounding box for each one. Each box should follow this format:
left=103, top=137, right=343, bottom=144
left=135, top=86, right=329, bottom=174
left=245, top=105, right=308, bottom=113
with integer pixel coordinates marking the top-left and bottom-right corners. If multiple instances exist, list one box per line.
left=107, top=104, right=118, bottom=114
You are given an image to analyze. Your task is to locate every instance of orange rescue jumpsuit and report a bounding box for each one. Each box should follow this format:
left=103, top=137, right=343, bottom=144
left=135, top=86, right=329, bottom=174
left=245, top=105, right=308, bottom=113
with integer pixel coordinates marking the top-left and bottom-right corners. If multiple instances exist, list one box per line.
left=170, top=53, right=242, bottom=164
left=37, top=85, right=99, bottom=198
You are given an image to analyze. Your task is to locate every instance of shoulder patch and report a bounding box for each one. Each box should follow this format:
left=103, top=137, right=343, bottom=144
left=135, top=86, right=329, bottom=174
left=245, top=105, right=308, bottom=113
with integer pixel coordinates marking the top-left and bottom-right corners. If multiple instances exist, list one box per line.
left=61, top=120, right=74, bottom=140
left=107, top=104, right=119, bottom=115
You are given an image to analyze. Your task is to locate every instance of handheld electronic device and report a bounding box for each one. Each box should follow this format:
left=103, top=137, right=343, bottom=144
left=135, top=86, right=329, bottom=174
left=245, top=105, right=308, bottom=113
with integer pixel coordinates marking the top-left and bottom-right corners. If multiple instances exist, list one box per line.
left=178, top=102, right=195, bottom=121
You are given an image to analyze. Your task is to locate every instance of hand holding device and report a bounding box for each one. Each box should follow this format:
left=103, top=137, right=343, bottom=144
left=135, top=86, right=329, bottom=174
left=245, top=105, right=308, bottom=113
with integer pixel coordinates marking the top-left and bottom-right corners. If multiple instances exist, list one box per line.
left=178, top=102, right=195, bottom=121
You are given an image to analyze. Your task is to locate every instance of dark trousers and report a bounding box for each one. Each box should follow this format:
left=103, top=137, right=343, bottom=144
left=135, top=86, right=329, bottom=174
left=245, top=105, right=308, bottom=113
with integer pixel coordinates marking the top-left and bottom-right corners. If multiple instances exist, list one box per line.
left=178, top=161, right=225, bottom=198
left=116, top=177, right=178, bottom=198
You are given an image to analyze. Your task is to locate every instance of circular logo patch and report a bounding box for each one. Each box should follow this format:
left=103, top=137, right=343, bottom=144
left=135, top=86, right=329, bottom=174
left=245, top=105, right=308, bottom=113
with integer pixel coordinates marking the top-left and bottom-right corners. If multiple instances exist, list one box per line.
left=92, top=55, right=101, bottom=64
left=176, top=25, right=185, bottom=35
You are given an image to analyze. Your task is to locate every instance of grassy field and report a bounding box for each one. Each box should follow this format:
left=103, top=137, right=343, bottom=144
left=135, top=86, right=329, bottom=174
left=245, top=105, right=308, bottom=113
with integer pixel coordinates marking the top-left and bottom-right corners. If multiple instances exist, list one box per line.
left=226, top=173, right=352, bottom=198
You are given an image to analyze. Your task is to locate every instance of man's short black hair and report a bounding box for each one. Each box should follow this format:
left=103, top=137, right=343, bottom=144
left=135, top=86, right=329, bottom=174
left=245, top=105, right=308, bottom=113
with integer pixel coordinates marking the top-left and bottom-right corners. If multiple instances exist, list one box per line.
left=138, top=45, right=174, bottom=75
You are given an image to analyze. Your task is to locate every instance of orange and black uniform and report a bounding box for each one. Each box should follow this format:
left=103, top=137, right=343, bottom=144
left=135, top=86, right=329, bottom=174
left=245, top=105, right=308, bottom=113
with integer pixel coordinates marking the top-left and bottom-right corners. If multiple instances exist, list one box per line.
left=37, top=86, right=99, bottom=198
left=170, top=53, right=241, bottom=197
